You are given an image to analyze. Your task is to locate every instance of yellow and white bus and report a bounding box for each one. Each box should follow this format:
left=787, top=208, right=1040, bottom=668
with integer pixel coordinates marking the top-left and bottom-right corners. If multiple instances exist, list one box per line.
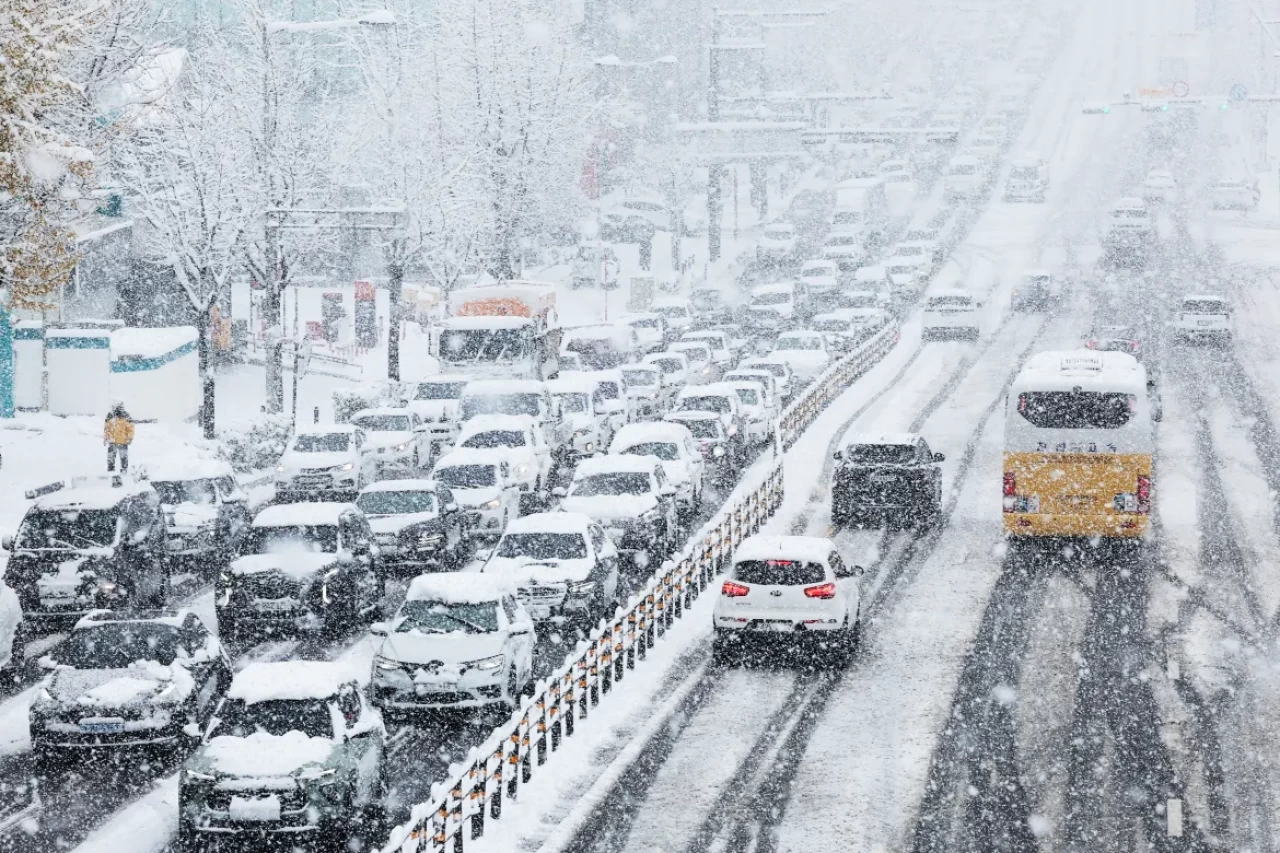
left=1003, top=350, right=1155, bottom=539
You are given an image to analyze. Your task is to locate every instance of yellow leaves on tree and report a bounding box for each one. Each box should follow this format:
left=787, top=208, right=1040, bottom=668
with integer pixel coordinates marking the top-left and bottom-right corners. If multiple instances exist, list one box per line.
left=4, top=215, right=77, bottom=310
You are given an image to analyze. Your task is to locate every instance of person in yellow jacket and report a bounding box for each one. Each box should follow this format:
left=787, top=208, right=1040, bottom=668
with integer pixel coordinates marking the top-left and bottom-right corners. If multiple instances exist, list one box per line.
left=104, top=402, right=135, bottom=473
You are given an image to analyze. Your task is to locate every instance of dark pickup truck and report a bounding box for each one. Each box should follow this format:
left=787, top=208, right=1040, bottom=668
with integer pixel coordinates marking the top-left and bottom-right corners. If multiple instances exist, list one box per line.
left=831, top=434, right=944, bottom=528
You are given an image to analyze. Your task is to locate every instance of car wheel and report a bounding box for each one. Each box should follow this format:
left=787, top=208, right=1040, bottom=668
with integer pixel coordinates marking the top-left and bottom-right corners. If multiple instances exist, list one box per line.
left=2, top=623, right=26, bottom=685
left=712, top=633, right=735, bottom=667
left=412, top=448, right=420, bottom=469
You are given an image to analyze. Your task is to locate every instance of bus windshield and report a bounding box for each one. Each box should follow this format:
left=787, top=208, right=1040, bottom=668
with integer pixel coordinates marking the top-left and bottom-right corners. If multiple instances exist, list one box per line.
left=1017, top=392, right=1134, bottom=429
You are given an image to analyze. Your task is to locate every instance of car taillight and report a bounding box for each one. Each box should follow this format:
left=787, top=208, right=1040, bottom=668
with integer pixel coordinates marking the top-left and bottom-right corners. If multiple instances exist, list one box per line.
left=1137, top=475, right=1151, bottom=514
left=1003, top=472, right=1016, bottom=497
left=722, top=581, right=750, bottom=597
left=1085, top=340, right=1095, bottom=349
left=803, top=582, right=837, bottom=599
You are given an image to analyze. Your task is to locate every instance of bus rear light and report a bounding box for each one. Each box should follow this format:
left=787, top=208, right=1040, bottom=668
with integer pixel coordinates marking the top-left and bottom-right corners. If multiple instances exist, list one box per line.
left=1003, top=472, right=1016, bottom=497
left=1137, top=475, right=1151, bottom=514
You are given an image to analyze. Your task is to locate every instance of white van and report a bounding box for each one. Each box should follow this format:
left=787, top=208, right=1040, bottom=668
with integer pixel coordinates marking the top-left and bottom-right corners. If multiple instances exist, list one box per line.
left=944, top=155, right=987, bottom=198
left=922, top=290, right=980, bottom=341
left=1004, top=157, right=1049, bottom=202
left=1173, top=294, right=1232, bottom=344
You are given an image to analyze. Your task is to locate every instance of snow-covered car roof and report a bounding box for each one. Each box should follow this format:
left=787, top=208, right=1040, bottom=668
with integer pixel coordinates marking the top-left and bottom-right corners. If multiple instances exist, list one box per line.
left=76, top=608, right=193, bottom=630
left=897, top=239, right=936, bottom=250
left=563, top=324, right=636, bottom=345
left=752, top=282, right=795, bottom=296
left=949, top=154, right=979, bottom=165
left=801, top=259, right=839, bottom=271
left=559, top=368, right=624, bottom=384
left=679, top=383, right=740, bottom=398
left=623, top=312, right=663, bottom=323
left=463, top=379, right=546, bottom=395
left=546, top=376, right=602, bottom=395
left=884, top=256, right=920, bottom=267
left=442, top=316, right=532, bottom=330
left=252, top=502, right=353, bottom=528
left=359, top=479, right=437, bottom=495
left=432, top=447, right=508, bottom=469
left=734, top=535, right=834, bottom=567
left=778, top=330, right=825, bottom=340
left=406, top=572, right=514, bottom=604
left=854, top=266, right=886, bottom=278
left=927, top=288, right=973, bottom=300
left=296, top=423, right=359, bottom=436
left=573, top=454, right=662, bottom=477
left=644, top=351, right=689, bottom=367
left=611, top=422, right=694, bottom=447
left=139, top=458, right=234, bottom=482
left=32, top=477, right=156, bottom=511
left=504, top=512, right=595, bottom=535
left=350, top=407, right=414, bottom=420
left=846, top=432, right=920, bottom=447
left=652, top=296, right=691, bottom=309
left=740, top=356, right=791, bottom=369
left=458, top=414, right=537, bottom=436
left=1113, top=197, right=1146, bottom=210
left=229, top=661, right=356, bottom=705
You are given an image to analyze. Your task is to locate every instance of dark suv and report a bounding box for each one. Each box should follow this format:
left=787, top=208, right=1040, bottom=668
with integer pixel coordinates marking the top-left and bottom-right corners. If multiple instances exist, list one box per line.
left=4, top=477, right=169, bottom=631
left=832, top=435, right=944, bottom=528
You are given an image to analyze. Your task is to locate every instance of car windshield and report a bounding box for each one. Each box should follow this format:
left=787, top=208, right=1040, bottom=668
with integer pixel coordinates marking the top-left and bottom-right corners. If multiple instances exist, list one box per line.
left=630, top=318, right=660, bottom=330
left=1183, top=300, right=1228, bottom=315
left=753, top=292, right=791, bottom=306
left=845, top=295, right=879, bottom=308
left=1114, top=209, right=1148, bottom=219
left=905, top=231, right=936, bottom=241
left=294, top=433, right=350, bottom=453
left=848, top=444, right=916, bottom=464
left=1017, top=392, right=1135, bottom=429
left=678, top=419, right=721, bottom=439
left=735, top=388, right=760, bottom=406
left=356, top=490, right=435, bottom=516
left=654, top=305, right=688, bottom=319
left=18, top=508, right=119, bottom=549
left=887, top=174, right=911, bottom=182
left=151, top=479, right=218, bottom=506
left=396, top=600, right=499, bottom=634
left=242, top=524, right=339, bottom=555
left=814, top=319, right=849, bottom=332
left=928, top=296, right=972, bottom=307
left=414, top=381, right=468, bottom=401
left=649, top=358, right=684, bottom=375
left=680, top=396, right=732, bottom=414
left=58, top=623, right=183, bottom=669
left=832, top=212, right=862, bottom=225
left=777, top=337, right=822, bottom=351
left=733, top=559, right=826, bottom=586
left=596, top=381, right=621, bottom=400
left=619, top=442, right=679, bottom=462
left=440, top=327, right=529, bottom=363
left=496, top=532, right=588, bottom=561
left=623, top=369, right=659, bottom=387
left=434, top=465, right=496, bottom=488
left=571, top=473, right=651, bottom=497
left=352, top=414, right=412, bottom=432
left=555, top=393, right=589, bottom=414
left=461, top=393, right=540, bottom=419
left=674, top=347, right=709, bottom=364
left=212, top=698, right=333, bottom=740
left=462, top=430, right=528, bottom=449
left=888, top=265, right=913, bottom=275
left=747, top=363, right=787, bottom=379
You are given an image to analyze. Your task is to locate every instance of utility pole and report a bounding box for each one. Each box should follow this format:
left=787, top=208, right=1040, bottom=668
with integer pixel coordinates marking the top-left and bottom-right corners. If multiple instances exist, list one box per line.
left=707, top=8, right=724, bottom=262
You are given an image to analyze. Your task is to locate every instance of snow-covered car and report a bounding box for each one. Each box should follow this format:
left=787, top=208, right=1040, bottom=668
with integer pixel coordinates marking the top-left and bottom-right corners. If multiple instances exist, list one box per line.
left=349, top=408, right=432, bottom=472
left=5, top=477, right=168, bottom=629
left=458, top=380, right=570, bottom=460
left=771, top=330, right=832, bottom=381
left=832, top=434, right=944, bottom=528
left=669, top=341, right=720, bottom=385
left=562, top=369, right=633, bottom=433
left=623, top=313, right=671, bottom=354
left=1173, top=294, right=1233, bottom=344
left=1011, top=269, right=1061, bottom=311
left=811, top=312, right=866, bottom=353
left=894, top=239, right=942, bottom=273
left=1083, top=324, right=1143, bottom=359
left=737, top=356, right=797, bottom=401
left=681, top=330, right=735, bottom=367
left=561, top=324, right=641, bottom=371
left=219, top=503, right=383, bottom=640
left=851, top=265, right=895, bottom=302
left=609, top=422, right=706, bottom=518
left=547, top=376, right=613, bottom=459
left=675, top=384, right=748, bottom=449
left=839, top=290, right=888, bottom=314
left=1141, top=169, right=1178, bottom=203
left=1107, top=197, right=1155, bottom=238
left=1211, top=179, right=1259, bottom=211
left=370, top=573, right=534, bottom=713
left=663, top=412, right=739, bottom=484
left=799, top=259, right=842, bottom=293
left=642, top=351, right=691, bottom=396
left=922, top=290, right=980, bottom=341
left=884, top=258, right=924, bottom=296
left=431, top=448, right=522, bottom=541
left=274, top=425, right=377, bottom=499
left=620, top=363, right=670, bottom=420
left=712, top=535, right=863, bottom=667
left=480, top=512, right=621, bottom=627
left=723, top=369, right=780, bottom=414
left=756, top=222, right=798, bottom=263
left=30, top=609, right=231, bottom=765
left=651, top=296, right=694, bottom=332
left=841, top=307, right=890, bottom=339
left=455, top=415, right=552, bottom=512
left=404, top=376, right=472, bottom=456
left=723, top=380, right=773, bottom=444
left=944, top=155, right=988, bottom=198
left=178, top=661, right=385, bottom=845
left=1004, top=156, right=1049, bottom=202
left=141, top=459, right=249, bottom=566
left=355, top=479, right=472, bottom=574
left=747, top=282, right=801, bottom=331
left=819, top=232, right=865, bottom=270
left=555, top=455, right=681, bottom=563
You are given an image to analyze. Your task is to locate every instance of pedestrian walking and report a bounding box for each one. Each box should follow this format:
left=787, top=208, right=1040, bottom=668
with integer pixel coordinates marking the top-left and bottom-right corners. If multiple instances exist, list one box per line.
left=104, top=402, right=135, bottom=474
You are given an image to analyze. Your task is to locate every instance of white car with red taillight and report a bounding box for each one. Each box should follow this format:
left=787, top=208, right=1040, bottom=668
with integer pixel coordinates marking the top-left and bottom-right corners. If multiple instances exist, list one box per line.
left=712, top=536, right=863, bottom=667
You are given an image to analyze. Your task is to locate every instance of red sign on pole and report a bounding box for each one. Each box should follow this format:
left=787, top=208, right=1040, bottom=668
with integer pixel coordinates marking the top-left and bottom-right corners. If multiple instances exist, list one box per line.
left=354, top=280, right=376, bottom=301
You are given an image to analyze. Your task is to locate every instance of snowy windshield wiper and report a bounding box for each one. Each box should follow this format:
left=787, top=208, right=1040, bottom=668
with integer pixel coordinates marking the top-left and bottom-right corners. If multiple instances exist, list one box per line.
left=437, top=612, right=488, bottom=634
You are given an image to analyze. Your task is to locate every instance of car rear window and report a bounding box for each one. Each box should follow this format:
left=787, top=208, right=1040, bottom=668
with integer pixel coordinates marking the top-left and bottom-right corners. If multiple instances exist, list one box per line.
left=1182, top=300, right=1228, bottom=314
left=1017, top=392, right=1134, bottom=429
left=847, top=444, right=915, bottom=464
left=733, top=559, right=826, bottom=586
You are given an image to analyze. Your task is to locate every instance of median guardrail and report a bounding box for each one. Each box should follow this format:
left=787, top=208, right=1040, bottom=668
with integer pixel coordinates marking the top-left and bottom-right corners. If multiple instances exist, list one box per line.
left=383, top=320, right=902, bottom=853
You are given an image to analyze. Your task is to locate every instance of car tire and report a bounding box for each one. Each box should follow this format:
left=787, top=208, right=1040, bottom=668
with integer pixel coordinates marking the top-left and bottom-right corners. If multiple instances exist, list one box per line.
left=712, top=634, right=735, bottom=667
left=2, top=623, right=25, bottom=685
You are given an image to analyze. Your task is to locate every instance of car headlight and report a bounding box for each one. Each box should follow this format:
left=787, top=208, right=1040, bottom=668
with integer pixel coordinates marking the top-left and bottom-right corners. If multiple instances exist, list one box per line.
left=713, top=445, right=726, bottom=457
left=374, top=655, right=405, bottom=673
left=482, top=499, right=501, bottom=510
left=336, top=462, right=354, bottom=472
left=276, top=465, right=286, bottom=473
left=514, top=463, right=530, bottom=476
left=584, top=441, right=594, bottom=453
left=97, top=579, right=123, bottom=599
left=464, top=654, right=504, bottom=671
left=393, top=441, right=411, bottom=452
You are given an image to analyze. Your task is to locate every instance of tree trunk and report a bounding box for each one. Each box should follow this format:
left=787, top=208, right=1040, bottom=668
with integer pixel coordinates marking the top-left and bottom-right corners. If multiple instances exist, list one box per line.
left=387, top=252, right=404, bottom=382
left=197, top=287, right=215, bottom=439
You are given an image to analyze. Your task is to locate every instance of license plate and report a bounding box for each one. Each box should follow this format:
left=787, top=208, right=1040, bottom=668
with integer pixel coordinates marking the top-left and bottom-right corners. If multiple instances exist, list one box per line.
left=415, top=682, right=458, bottom=696
left=763, top=621, right=794, bottom=632
left=254, top=598, right=296, bottom=613
left=80, top=721, right=124, bottom=734
left=528, top=605, right=551, bottom=620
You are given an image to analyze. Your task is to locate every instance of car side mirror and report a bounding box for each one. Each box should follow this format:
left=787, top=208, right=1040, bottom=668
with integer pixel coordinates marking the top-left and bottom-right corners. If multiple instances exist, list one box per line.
left=551, top=486, right=568, bottom=498
left=0, top=535, right=11, bottom=551
left=371, top=621, right=390, bottom=637
left=933, top=452, right=946, bottom=462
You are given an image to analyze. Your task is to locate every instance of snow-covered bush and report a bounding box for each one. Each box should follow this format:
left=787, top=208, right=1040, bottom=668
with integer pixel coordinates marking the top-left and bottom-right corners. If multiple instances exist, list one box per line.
left=332, top=381, right=406, bottom=423
left=216, top=413, right=293, bottom=473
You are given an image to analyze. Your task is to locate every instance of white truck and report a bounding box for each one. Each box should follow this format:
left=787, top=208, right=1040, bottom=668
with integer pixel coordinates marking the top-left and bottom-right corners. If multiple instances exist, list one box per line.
left=435, top=282, right=562, bottom=381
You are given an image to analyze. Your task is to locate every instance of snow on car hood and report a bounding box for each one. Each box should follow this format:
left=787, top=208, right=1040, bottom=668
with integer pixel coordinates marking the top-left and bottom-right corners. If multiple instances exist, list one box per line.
left=279, top=450, right=350, bottom=471
left=363, top=431, right=414, bottom=450
left=410, top=400, right=458, bottom=421
left=449, top=486, right=503, bottom=508
left=560, top=493, right=657, bottom=521
left=484, top=556, right=594, bottom=584
left=49, top=660, right=194, bottom=707
left=165, top=503, right=219, bottom=531
left=230, top=552, right=337, bottom=580
left=377, top=630, right=506, bottom=667
left=565, top=413, right=595, bottom=432
left=367, top=511, right=438, bottom=536
left=205, top=730, right=336, bottom=778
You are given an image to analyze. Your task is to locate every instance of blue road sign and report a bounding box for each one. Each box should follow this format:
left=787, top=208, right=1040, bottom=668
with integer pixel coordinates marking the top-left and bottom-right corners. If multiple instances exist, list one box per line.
left=1230, top=83, right=1248, bottom=102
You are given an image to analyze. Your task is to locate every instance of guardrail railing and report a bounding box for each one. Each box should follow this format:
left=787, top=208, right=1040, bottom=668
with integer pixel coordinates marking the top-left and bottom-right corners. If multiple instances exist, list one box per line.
left=382, top=319, right=902, bottom=853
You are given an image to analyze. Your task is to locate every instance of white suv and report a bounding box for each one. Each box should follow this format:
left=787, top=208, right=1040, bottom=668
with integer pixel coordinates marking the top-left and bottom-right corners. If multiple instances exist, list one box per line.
left=274, top=425, right=376, bottom=498
left=1173, top=294, right=1232, bottom=344
left=712, top=536, right=863, bottom=667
